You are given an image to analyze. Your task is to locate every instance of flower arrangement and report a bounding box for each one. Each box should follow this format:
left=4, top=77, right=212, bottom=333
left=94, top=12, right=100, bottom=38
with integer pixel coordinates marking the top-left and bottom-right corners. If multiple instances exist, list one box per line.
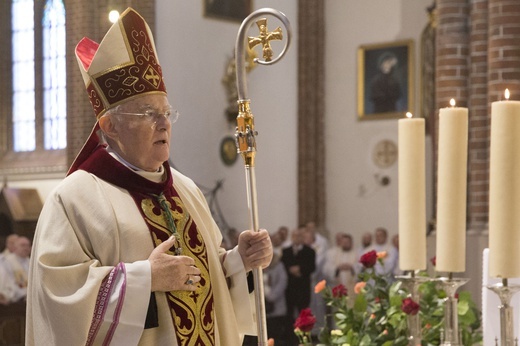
left=312, top=251, right=482, bottom=346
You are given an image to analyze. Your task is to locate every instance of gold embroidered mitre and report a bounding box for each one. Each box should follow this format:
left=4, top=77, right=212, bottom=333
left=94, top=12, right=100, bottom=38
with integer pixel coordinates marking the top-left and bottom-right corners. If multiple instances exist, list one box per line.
left=75, top=7, right=167, bottom=119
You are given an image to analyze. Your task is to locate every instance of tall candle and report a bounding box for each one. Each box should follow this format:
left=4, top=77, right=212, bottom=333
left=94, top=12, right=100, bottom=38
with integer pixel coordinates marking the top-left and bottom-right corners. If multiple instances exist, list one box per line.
left=435, top=99, right=468, bottom=273
left=489, top=89, right=520, bottom=278
left=398, top=113, right=426, bottom=271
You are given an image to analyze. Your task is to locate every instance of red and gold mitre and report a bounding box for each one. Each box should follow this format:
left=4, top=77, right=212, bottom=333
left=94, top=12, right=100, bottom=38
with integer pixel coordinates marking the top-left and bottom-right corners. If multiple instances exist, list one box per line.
left=68, top=8, right=167, bottom=175
left=75, top=7, right=167, bottom=119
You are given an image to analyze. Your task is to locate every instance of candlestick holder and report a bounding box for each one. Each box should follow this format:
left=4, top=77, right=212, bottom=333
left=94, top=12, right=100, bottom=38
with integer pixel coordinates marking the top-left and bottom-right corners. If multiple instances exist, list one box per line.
left=487, top=279, right=520, bottom=346
left=397, top=274, right=429, bottom=346
left=436, top=276, right=469, bottom=346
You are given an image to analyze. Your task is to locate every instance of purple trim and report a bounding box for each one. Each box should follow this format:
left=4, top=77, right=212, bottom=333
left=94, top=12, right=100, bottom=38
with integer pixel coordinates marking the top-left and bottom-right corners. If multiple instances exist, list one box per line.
left=103, top=263, right=127, bottom=345
left=85, top=263, right=125, bottom=346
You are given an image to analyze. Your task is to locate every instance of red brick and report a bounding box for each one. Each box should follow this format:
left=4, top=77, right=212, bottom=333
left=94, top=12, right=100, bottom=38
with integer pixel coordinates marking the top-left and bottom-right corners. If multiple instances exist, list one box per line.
left=438, top=57, right=469, bottom=66
left=503, top=26, right=520, bottom=35
left=470, top=33, right=488, bottom=42
left=501, top=4, right=520, bottom=13
left=504, top=48, right=520, bottom=58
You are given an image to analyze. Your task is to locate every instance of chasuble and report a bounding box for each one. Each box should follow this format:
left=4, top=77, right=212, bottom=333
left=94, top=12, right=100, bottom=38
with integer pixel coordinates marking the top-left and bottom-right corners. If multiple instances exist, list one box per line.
left=26, top=149, right=255, bottom=345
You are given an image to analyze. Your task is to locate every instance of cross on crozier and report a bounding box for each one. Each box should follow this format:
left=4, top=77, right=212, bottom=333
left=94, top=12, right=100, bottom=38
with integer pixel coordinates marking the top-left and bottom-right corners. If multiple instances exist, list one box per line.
left=248, top=18, right=282, bottom=62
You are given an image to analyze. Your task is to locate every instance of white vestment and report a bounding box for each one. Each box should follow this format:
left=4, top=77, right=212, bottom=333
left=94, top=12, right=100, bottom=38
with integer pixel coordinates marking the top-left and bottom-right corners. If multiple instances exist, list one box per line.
left=26, top=167, right=255, bottom=345
left=323, top=247, right=357, bottom=295
left=0, top=253, right=28, bottom=303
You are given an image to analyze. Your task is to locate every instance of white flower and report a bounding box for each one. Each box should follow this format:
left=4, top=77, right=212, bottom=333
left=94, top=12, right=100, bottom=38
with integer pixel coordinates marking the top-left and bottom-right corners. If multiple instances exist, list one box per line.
left=331, top=329, right=343, bottom=336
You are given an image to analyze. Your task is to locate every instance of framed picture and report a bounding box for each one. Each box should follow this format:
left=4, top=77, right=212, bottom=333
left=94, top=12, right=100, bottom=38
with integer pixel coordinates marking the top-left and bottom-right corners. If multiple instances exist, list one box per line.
left=204, top=0, right=253, bottom=22
left=357, top=39, right=414, bottom=120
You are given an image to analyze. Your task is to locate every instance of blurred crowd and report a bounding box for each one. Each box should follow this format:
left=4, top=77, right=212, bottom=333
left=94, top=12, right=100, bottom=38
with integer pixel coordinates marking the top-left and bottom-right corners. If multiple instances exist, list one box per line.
left=239, top=223, right=400, bottom=346
left=0, top=234, right=31, bottom=305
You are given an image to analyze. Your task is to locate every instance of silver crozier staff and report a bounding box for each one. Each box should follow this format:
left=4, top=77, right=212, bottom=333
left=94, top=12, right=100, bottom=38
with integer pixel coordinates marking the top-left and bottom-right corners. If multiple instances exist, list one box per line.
left=234, top=8, right=292, bottom=346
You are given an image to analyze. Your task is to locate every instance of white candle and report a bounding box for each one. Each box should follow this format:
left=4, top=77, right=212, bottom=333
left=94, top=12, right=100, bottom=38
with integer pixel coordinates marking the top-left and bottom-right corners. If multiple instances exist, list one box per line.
left=435, top=99, right=468, bottom=273
left=398, top=112, right=426, bottom=271
left=489, top=89, right=520, bottom=278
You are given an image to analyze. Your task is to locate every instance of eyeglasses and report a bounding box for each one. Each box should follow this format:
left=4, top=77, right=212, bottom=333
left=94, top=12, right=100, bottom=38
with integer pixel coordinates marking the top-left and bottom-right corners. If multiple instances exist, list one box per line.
left=114, top=105, right=180, bottom=124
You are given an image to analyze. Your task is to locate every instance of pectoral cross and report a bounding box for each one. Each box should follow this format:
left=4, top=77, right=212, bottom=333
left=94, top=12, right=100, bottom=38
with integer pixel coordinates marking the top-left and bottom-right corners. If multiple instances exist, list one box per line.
left=248, top=18, right=283, bottom=62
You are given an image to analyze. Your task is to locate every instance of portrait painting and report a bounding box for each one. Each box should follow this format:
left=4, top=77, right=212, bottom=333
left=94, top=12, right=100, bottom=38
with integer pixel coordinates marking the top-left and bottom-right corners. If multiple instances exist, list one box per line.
left=357, top=40, right=414, bottom=120
left=204, top=0, right=253, bottom=22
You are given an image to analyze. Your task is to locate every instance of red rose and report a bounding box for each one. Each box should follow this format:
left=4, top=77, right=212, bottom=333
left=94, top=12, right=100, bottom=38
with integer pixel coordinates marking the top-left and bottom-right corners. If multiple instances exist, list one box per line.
left=401, top=297, right=420, bottom=315
left=360, top=250, right=378, bottom=268
left=332, top=284, right=348, bottom=298
left=294, top=308, right=316, bottom=332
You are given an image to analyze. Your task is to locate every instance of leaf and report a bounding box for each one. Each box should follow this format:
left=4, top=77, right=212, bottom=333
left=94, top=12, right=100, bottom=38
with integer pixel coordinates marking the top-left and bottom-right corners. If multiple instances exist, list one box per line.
left=393, top=335, right=409, bottom=346
left=354, top=292, right=368, bottom=312
left=389, top=281, right=402, bottom=296
left=389, top=295, right=403, bottom=308
left=457, top=300, right=469, bottom=315
left=335, top=312, right=347, bottom=320
left=359, top=334, right=372, bottom=346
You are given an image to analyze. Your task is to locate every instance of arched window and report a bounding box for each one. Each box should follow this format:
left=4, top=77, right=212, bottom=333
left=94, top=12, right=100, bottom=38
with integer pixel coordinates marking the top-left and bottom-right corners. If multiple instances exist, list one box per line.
left=0, top=0, right=67, bottom=176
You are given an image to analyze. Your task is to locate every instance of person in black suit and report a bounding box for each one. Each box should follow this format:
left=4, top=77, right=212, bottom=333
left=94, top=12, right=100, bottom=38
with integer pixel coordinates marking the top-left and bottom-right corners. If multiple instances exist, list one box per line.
left=281, top=226, right=316, bottom=344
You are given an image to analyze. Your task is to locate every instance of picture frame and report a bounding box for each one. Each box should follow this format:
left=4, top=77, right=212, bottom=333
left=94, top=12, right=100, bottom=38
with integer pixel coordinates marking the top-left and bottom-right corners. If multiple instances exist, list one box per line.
left=357, top=39, right=414, bottom=120
left=203, top=0, right=253, bottom=23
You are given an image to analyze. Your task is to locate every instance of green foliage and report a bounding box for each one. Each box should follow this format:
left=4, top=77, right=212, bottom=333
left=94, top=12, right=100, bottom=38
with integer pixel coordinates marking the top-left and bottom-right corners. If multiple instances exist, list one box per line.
left=315, top=259, right=482, bottom=346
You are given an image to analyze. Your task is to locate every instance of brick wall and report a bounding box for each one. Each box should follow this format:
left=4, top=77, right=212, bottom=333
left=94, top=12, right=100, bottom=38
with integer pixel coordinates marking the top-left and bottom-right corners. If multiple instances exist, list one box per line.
left=434, top=0, right=470, bottom=227
left=468, top=0, right=489, bottom=229
left=435, top=0, right=520, bottom=232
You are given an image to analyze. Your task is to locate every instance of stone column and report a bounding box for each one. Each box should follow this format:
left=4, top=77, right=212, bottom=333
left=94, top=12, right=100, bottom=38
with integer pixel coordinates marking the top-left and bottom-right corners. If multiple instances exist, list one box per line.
left=297, top=1, right=326, bottom=230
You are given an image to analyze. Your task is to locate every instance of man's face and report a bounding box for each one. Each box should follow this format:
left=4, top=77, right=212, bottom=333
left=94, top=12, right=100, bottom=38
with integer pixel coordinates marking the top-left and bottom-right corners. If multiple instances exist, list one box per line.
left=291, top=228, right=304, bottom=246
left=14, top=237, right=31, bottom=258
left=340, top=236, right=352, bottom=251
left=271, top=233, right=282, bottom=247
left=6, top=234, right=19, bottom=252
left=362, top=233, right=372, bottom=247
left=375, top=229, right=387, bottom=245
left=106, top=94, right=172, bottom=171
left=278, top=227, right=288, bottom=240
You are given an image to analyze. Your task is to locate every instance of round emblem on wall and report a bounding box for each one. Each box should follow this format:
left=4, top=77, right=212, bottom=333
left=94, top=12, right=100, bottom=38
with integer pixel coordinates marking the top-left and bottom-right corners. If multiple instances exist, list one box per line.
left=372, top=139, right=398, bottom=168
left=220, top=136, right=238, bottom=166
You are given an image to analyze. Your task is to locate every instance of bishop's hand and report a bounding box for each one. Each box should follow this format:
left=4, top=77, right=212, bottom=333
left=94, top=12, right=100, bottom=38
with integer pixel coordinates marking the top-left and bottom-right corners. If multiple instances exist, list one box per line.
left=148, top=236, right=201, bottom=292
left=238, top=229, right=273, bottom=272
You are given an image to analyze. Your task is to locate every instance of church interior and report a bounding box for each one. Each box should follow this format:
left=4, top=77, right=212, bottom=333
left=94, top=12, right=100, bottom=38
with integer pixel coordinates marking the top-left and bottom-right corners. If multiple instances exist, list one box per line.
left=1, top=0, right=520, bottom=344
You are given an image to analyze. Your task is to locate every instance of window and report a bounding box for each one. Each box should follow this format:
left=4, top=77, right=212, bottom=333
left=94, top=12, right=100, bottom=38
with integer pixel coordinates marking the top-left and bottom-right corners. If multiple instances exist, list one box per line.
left=42, top=0, right=67, bottom=150
left=12, top=0, right=35, bottom=152
left=0, top=0, right=67, bottom=176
